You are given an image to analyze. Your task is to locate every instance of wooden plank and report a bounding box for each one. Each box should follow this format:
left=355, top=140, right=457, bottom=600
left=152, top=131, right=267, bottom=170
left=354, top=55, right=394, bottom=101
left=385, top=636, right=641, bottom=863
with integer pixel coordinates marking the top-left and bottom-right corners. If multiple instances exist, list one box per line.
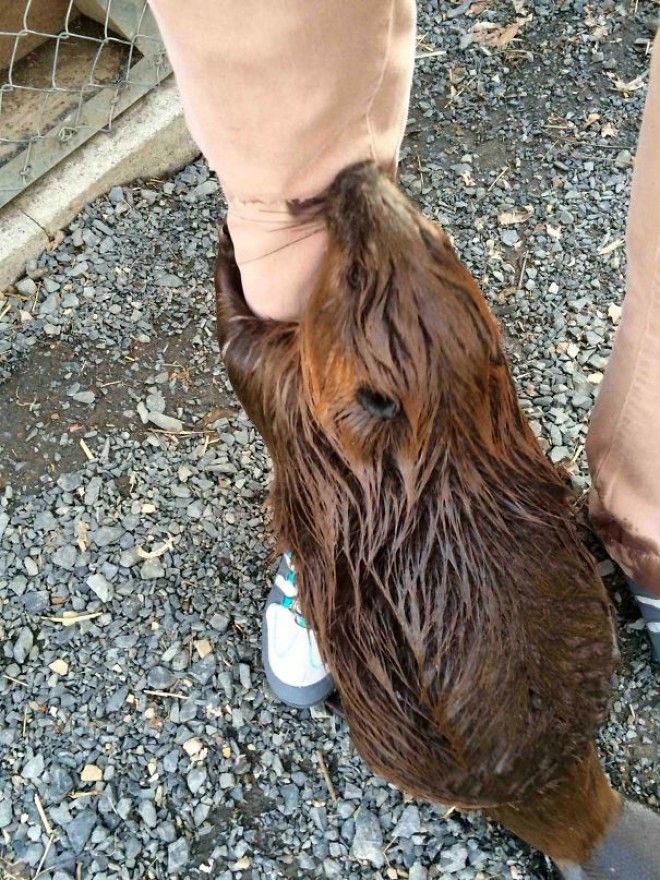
left=0, top=17, right=130, bottom=166
left=0, top=50, right=171, bottom=208
left=73, top=0, right=160, bottom=55
left=0, top=0, right=80, bottom=71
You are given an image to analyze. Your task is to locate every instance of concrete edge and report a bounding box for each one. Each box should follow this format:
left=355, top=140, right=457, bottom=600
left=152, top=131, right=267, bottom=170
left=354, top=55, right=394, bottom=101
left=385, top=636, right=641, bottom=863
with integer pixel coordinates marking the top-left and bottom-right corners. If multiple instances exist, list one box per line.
left=1, top=75, right=199, bottom=292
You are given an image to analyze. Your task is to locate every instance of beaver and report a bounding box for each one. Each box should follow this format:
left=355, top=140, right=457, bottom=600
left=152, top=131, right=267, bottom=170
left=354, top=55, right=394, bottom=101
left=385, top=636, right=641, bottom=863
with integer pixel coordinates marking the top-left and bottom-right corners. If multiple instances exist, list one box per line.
left=215, top=161, right=660, bottom=877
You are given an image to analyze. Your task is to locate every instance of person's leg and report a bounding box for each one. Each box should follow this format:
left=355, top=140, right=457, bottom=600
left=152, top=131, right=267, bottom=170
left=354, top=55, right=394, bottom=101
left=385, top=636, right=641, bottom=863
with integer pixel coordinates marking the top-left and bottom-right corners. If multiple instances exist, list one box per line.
left=150, top=0, right=417, bottom=706
left=586, top=38, right=660, bottom=659
left=148, top=0, right=416, bottom=321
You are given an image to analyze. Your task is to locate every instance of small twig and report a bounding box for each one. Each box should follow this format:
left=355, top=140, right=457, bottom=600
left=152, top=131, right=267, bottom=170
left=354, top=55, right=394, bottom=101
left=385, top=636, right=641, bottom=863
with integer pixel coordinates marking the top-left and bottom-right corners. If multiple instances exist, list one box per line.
left=79, top=439, right=95, bottom=461
left=415, top=48, right=447, bottom=59
left=22, top=706, right=28, bottom=738
left=144, top=690, right=189, bottom=700
left=517, top=251, right=529, bottom=290
left=443, top=76, right=475, bottom=108
left=69, top=791, right=98, bottom=800
left=151, top=429, right=209, bottom=437
left=443, top=805, right=457, bottom=819
left=488, top=166, right=509, bottom=192
left=32, top=834, right=54, bottom=880
left=34, top=794, right=54, bottom=837
left=2, top=673, right=27, bottom=687
left=315, top=749, right=337, bottom=804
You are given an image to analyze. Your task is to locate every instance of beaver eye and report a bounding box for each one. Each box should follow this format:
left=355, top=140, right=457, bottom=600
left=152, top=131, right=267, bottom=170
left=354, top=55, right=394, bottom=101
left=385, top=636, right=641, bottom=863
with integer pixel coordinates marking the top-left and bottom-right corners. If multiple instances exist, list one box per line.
left=356, top=386, right=400, bottom=420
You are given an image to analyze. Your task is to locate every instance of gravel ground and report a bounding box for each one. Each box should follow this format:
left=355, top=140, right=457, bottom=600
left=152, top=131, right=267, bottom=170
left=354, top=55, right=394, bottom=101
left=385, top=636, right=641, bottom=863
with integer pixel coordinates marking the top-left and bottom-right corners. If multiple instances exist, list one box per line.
left=1, top=2, right=659, bottom=879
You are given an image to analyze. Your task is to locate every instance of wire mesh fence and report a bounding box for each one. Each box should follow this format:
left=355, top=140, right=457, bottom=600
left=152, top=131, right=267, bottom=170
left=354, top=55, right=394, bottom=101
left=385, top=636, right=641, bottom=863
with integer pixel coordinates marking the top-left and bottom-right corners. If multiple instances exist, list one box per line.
left=0, top=0, right=170, bottom=209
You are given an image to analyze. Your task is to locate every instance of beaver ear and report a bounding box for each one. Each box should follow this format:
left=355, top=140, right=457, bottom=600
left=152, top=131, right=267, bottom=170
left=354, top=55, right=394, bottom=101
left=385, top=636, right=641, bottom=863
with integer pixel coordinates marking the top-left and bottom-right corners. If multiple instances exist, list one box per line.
left=214, top=224, right=302, bottom=443
left=215, top=224, right=251, bottom=332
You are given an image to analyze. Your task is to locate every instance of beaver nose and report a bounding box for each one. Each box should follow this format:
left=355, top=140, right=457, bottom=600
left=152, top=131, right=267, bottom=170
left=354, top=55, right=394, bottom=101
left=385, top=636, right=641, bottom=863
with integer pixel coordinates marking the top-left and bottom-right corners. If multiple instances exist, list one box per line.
left=334, top=160, right=382, bottom=193
left=356, top=387, right=400, bottom=420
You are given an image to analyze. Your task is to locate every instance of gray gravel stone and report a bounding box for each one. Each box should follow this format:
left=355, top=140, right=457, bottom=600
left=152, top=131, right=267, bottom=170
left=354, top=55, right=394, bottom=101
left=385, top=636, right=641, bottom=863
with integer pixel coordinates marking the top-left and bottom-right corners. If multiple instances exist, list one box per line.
left=14, top=627, right=34, bottom=664
left=0, top=799, right=12, bottom=828
left=187, top=767, right=206, bottom=794
left=191, top=179, right=218, bottom=199
left=141, top=557, right=165, bottom=580
left=16, top=277, right=37, bottom=296
left=66, top=810, right=96, bottom=853
left=438, top=843, right=468, bottom=874
left=93, top=526, right=123, bottom=547
left=147, top=411, right=183, bottom=432
left=392, top=804, right=421, bottom=838
left=22, top=753, right=44, bottom=780
left=71, top=391, right=95, bottom=405
left=48, top=766, right=74, bottom=801
left=57, top=472, right=82, bottom=491
left=167, top=838, right=190, bottom=874
left=351, top=809, right=384, bottom=868
left=147, top=666, right=175, bottom=689
left=138, top=800, right=158, bottom=828
left=408, top=863, right=428, bottom=880
left=87, top=573, right=113, bottom=602
left=158, top=274, right=183, bottom=288
left=52, top=545, right=77, bottom=570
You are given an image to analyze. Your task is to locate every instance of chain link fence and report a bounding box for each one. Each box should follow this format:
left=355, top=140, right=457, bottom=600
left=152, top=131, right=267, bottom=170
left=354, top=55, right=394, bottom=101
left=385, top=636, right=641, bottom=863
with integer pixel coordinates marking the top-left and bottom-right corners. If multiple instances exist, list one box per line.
left=0, top=0, right=170, bottom=209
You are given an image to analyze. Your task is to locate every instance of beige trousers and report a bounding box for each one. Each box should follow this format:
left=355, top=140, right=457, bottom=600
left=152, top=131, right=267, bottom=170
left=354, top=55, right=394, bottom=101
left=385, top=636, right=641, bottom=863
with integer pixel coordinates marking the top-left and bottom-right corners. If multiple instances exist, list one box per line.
left=148, top=2, right=660, bottom=598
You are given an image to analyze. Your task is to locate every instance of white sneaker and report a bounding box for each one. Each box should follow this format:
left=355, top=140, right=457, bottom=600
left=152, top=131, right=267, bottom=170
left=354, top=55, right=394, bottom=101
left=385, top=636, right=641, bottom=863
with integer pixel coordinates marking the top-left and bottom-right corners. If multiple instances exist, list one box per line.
left=261, top=553, right=335, bottom=708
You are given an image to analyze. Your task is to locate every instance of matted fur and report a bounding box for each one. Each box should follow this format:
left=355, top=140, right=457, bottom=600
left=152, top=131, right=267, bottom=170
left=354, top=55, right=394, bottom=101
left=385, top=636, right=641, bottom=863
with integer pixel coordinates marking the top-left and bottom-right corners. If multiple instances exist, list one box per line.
left=215, top=163, right=617, bottom=843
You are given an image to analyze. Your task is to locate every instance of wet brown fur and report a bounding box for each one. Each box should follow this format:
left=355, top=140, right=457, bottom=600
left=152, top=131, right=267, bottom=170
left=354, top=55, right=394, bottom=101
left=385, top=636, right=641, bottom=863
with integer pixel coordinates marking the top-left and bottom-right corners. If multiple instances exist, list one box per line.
left=215, top=162, right=619, bottom=863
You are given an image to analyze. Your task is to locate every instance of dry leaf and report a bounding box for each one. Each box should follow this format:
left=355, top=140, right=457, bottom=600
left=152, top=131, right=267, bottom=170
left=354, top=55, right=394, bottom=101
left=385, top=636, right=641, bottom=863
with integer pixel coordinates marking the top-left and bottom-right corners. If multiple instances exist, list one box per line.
left=472, top=17, right=530, bottom=49
left=233, top=857, right=250, bottom=871
left=74, top=520, right=89, bottom=552
left=81, top=764, right=102, bottom=782
left=608, top=303, right=623, bottom=323
left=135, top=535, right=174, bottom=560
left=49, top=659, right=69, bottom=676
left=608, top=73, right=647, bottom=95
left=598, top=238, right=624, bottom=256
left=584, top=112, right=600, bottom=129
left=498, top=207, right=533, bottom=226
left=601, top=121, right=618, bottom=138
left=591, top=25, right=608, bottom=42
left=194, top=639, right=213, bottom=659
left=467, top=0, right=491, bottom=15
left=222, top=745, right=232, bottom=759
left=46, top=611, right=103, bottom=626
left=46, top=231, right=65, bottom=253
left=546, top=224, right=562, bottom=240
